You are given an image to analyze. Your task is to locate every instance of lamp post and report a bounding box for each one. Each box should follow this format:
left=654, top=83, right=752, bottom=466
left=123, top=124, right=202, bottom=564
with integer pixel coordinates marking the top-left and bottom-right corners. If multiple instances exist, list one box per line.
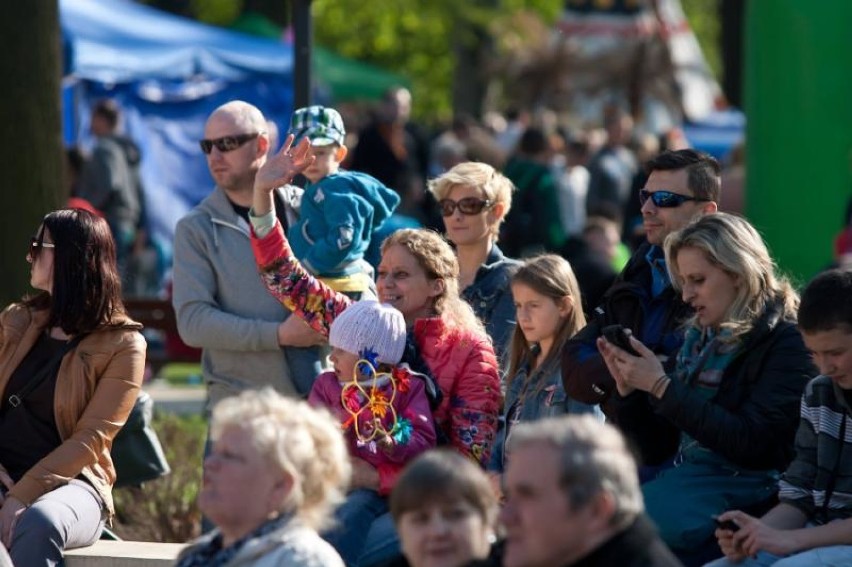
left=293, top=0, right=312, bottom=108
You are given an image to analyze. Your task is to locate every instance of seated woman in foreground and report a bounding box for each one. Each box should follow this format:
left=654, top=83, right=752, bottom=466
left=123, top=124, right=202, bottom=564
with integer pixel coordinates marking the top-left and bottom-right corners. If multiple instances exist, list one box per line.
left=0, top=209, right=145, bottom=566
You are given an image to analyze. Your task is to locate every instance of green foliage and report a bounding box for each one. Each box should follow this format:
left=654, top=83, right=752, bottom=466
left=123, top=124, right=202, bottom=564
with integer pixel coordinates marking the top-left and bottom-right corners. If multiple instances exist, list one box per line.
left=139, top=0, right=720, bottom=120
left=312, top=0, right=451, bottom=121
left=112, top=412, right=206, bottom=542
left=681, top=0, right=722, bottom=80
left=190, top=0, right=243, bottom=26
left=312, top=0, right=562, bottom=122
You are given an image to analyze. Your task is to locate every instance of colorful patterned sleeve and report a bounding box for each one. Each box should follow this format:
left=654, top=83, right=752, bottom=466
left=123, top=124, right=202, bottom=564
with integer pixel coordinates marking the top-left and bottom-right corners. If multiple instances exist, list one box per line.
left=251, top=220, right=352, bottom=337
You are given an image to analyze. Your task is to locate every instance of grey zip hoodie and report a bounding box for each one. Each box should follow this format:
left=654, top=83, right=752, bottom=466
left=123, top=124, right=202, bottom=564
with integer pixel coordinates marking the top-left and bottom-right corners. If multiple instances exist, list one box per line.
left=172, top=186, right=322, bottom=408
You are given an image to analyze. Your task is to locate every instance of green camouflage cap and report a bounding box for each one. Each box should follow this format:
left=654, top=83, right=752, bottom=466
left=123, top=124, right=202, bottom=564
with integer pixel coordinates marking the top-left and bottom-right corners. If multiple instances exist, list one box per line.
left=288, top=105, right=345, bottom=146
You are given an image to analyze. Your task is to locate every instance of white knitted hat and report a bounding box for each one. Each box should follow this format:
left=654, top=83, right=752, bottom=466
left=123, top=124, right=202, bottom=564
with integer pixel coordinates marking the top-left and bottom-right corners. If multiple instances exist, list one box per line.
left=328, top=301, right=407, bottom=365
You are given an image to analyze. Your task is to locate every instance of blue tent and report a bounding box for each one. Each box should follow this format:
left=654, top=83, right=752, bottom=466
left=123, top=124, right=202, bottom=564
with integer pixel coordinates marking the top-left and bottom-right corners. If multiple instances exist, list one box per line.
left=61, top=0, right=295, bottom=255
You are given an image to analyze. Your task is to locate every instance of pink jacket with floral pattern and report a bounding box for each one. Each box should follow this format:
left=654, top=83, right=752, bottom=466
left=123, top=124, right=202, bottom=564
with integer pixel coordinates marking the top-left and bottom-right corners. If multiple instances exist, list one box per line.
left=252, top=222, right=501, bottom=466
left=309, top=365, right=436, bottom=495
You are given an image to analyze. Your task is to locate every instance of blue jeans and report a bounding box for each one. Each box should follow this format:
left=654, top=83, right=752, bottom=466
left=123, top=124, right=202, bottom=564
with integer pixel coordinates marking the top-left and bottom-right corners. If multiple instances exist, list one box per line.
left=643, top=455, right=777, bottom=552
left=358, top=511, right=401, bottom=567
left=705, top=546, right=852, bottom=566
left=323, top=489, right=389, bottom=566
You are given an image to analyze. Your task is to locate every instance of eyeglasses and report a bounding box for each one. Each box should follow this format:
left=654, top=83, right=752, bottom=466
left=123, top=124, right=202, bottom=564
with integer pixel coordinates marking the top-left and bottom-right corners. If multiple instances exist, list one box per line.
left=639, top=189, right=708, bottom=208
left=438, top=197, right=492, bottom=217
left=199, top=133, right=260, bottom=154
left=29, top=237, right=55, bottom=254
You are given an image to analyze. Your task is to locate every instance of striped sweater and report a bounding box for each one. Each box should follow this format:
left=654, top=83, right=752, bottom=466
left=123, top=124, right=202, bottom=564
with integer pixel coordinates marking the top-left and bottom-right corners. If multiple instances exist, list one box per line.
left=779, top=375, right=852, bottom=524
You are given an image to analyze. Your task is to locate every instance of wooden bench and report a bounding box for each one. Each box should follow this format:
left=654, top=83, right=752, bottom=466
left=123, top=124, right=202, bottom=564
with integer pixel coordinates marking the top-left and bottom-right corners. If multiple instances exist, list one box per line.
left=64, top=540, right=185, bottom=567
left=123, top=297, right=200, bottom=378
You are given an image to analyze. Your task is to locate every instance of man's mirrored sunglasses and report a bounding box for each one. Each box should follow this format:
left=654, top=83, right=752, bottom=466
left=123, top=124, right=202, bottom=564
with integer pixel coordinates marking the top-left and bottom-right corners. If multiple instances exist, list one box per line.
left=639, top=189, right=708, bottom=208
left=438, top=197, right=492, bottom=217
left=199, top=133, right=260, bottom=154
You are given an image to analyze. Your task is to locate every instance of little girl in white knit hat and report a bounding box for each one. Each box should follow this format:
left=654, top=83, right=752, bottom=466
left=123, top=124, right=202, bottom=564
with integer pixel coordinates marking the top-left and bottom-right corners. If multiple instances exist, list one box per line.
left=308, top=300, right=437, bottom=565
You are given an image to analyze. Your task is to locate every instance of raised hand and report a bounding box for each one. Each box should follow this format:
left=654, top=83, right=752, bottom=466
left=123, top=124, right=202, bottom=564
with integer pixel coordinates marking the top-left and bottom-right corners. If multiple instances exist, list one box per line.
left=253, top=135, right=314, bottom=216
left=258, top=134, right=314, bottom=190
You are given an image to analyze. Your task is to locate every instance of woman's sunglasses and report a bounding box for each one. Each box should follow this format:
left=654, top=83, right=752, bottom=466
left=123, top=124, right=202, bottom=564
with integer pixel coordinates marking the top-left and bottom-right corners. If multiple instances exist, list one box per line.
left=639, top=189, right=708, bottom=208
left=199, top=132, right=260, bottom=154
left=29, top=237, right=55, bottom=255
left=438, top=197, right=492, bottom=217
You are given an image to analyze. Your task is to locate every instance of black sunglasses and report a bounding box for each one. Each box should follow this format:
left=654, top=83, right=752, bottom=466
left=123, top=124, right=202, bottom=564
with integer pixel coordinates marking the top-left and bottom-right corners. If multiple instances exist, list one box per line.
left=639, top=189, right=708, bottom=208
left=199, top=133, right=260, bottom=154
left=29, top=237, right=55, bottom=255
left=438, top=197, right=492, bottom=217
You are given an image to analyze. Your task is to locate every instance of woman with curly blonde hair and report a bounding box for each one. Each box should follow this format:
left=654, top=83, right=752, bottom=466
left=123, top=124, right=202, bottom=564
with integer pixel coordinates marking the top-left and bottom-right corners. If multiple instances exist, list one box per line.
left=247, top=136, right=502, bottom=566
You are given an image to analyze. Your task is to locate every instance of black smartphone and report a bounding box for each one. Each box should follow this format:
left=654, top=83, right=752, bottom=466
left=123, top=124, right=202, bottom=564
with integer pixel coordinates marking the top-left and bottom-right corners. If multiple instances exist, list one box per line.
left=713, top=517, right=740, bottom=532
left=601, top=324, right=640, bottom=356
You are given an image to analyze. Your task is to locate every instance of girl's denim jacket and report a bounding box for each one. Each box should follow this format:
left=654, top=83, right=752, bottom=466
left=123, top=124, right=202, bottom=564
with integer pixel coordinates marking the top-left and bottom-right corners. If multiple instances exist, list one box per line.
left=461, top=244, right=521, bottom=367
left=488, top=346, right=604, bottom=471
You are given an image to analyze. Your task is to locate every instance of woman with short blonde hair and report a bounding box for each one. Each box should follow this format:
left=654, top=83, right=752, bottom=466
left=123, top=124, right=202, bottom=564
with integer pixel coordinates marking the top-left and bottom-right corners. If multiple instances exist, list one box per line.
left=427, top=162, right=520, bottom=365
left=176, top=388, right=350, bottom=566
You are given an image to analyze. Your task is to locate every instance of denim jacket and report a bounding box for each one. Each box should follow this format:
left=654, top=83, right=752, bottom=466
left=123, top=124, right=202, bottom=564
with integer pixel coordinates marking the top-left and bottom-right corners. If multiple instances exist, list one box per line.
left=461, top=244, right=521, bottom=369
left=489, top=347, right=603, bottom=471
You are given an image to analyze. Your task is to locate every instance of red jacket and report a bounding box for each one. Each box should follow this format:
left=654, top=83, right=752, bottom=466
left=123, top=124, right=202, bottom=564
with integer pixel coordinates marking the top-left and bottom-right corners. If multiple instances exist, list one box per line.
left=411, top=317, right=500, bottom=465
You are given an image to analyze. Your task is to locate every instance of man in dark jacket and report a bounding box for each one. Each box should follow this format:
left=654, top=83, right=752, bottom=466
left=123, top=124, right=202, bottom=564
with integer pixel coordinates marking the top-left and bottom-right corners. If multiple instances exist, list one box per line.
left=561, top=149, right=719, bottom=464
left=79, top=99, right=144, bottom=281
left=499, top=415, right=682, bottom=567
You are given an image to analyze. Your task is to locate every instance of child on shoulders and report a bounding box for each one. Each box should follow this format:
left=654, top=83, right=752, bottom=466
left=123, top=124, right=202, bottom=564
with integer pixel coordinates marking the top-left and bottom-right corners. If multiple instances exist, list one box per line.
left=286, top=105, right=400, bottom=298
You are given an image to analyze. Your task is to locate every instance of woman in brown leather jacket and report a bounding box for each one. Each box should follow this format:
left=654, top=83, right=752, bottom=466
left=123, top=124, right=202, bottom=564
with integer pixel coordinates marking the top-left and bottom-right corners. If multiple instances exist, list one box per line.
left=0, top=209, right=146, bottom=566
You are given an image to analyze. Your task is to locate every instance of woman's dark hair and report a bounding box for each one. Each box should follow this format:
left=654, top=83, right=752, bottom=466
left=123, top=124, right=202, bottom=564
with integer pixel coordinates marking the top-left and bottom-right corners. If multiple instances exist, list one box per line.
left=390, top=449, right=497, bottom=527
left=25, top=209, right=124, bottom=334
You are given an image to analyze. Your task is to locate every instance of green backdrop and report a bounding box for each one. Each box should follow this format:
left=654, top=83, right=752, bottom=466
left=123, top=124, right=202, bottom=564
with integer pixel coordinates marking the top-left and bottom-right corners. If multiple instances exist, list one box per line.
left=745, top=0, right=852, bottom=285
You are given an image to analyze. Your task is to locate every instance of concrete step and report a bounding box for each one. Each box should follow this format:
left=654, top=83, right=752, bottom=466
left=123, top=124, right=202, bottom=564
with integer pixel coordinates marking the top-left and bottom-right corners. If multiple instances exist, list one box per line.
left=144, top=381, right=206, bottom=416
left=64, top=540, right=185, bottom=567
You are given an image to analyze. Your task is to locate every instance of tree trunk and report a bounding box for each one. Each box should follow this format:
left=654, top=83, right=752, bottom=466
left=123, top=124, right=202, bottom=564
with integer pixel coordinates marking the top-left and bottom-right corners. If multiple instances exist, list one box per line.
left=452, top=26, right=490, bottom=120
left=721, top=0, right=744, bottom=108
left=0, top=2, right=64, bottom=304
left=452, top=1, right=495, bottom=120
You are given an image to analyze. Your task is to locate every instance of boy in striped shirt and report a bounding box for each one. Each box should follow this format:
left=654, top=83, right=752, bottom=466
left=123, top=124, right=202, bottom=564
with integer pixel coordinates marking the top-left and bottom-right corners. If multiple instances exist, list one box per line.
left=709, top=269, right=852, bottom=566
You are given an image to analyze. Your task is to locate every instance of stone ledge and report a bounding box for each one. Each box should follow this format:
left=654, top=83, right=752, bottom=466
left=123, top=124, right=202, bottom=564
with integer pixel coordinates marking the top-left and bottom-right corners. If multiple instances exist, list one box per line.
left=64, top=540, right=185, bottom=567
